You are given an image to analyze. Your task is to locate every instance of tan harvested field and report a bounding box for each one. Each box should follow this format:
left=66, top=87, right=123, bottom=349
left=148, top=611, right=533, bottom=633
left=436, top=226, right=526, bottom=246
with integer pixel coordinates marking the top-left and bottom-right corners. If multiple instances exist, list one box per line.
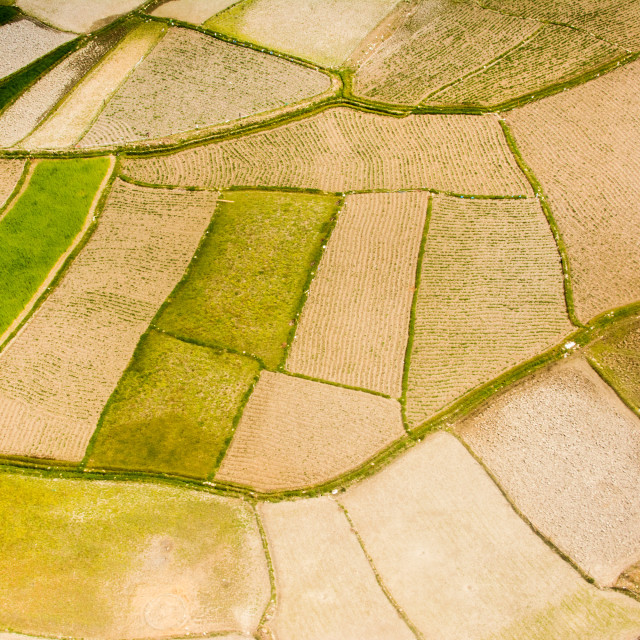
left=258, top=497, right=415, bottom=640
left=0, top=32, right=122, bottom=148
left=0, top=180, right=217, bottom=461
left=205, top=0, right=401, bottom=68
left=151, top=0, right=240, bottom=24
left=79, top=27, right=331, bottom=147
left=23, top=22, right=166, bottom=150
left=507, top=59, right=640, bottom=322
left=215, top=371, right=405, bottom=491
left=0, top=159, right=26, bottom=210
left=287, top=192, right=428, bottom=397
left=340, top=431, right=640, bottom=639
left=16, top=0, right=145, bottom=33
left=123, top=108, right=532, bottom=195
left=0, top=18, right=74, bottom=80
left=429, top=24, right=622, bottom=107
left=405, top=195, right=571, bottom=428
left=459, top=358, right=640, bottom=586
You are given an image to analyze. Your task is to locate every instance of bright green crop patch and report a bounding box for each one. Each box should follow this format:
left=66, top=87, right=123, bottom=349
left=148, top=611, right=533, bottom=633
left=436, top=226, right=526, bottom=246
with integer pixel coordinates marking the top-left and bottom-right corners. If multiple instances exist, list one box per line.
left=86, top=330, right=260, bottom=478
left=0, top=471, right=268, bottom=638
left=155, top=189, right=340, bottom=368
left=0, top=156, right=110, bottom=337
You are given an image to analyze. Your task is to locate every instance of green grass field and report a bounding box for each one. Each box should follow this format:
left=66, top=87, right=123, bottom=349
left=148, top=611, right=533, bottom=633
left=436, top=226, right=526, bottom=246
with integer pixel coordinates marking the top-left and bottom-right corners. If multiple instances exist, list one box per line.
left=155, top=189, right=340, bottom=369
left=86, top=330, right=260, bottom=478
left=0, top=156, right=110, bottom=337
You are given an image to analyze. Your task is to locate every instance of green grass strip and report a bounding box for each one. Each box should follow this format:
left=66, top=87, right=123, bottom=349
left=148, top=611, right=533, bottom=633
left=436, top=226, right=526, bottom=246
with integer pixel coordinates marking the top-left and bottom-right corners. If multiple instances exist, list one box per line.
left=0, top=156, right=110, bottom=336
left=0, top=5, right=19, bottom=24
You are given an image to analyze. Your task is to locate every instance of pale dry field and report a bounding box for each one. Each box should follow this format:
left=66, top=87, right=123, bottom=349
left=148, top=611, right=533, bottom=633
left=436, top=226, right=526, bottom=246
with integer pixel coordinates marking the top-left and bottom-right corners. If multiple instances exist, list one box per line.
left=151, top=0, right=240, bottom=24
left=405, top=195, right=571, bottom=428
left=258, top=497, right=415, bottom=640
left=16, top=0, right=146, bottom=33
left=23, top=22, right=166, bottom=150
left=215, top=371, right=405, bottom=491
left=205, top=0, right=401, bottom=68
left=0, top=31, right=122, bottom=148
left=340, top=431, right=640, bottom=640
left=287, top=192, right=427, bottom=397
left=0, top=180, right=217, bottom=461
left=0, top=159, right=26, bottom=210
left=507, top=58, right=640, bottom=322
left=79, top=27, right=331, bottom=147
left=459, top=358, right=640, bottom=587
left=0, top=19, right=74, bottom=80
left=123, top=107, right=532, bottom=195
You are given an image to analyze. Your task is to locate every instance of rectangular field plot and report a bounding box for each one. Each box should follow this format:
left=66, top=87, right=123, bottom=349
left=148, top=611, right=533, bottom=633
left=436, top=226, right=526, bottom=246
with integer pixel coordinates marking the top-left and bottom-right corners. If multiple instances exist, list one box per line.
left=0, top=180, right=217, bottom=461
left=23, top=21, right=165, bottom=150
left=123, top=108, right=532, bottom=196
left=405, top=195, right=571, bottom=428
left=215, top=371, right=405, bottom=492
left=459, top=358, right=640, bottom=587
left=0, top=18, right=73, bottom=80
left=0, top=472, right=270, bottom=638
left=156, top=190, right=339, bottom=369
left=79, top=26, right=331, bottom=147
left=507, top=59, right=640, bottom=322
left=205, top=0, right=401, bottom=68
left=0, top=158, right=25, bottom=209
left=0, top=157, right=111, bottom=338
left=86, top=330, right=260, bottom=479
left=151, top=0, right=240, bottom=24
left=340, top=431, right=640, bottom=640
left=258, top=498, right=415, bottom=640
left=287, top=192, right=428, bottom=397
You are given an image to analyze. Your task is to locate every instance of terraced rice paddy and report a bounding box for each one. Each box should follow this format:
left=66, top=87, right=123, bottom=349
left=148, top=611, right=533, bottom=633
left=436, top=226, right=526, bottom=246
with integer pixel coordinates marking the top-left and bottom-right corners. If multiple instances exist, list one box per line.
left=150, top=0, right=241, bottom=24
left=0, top=158, right=25, bottom=208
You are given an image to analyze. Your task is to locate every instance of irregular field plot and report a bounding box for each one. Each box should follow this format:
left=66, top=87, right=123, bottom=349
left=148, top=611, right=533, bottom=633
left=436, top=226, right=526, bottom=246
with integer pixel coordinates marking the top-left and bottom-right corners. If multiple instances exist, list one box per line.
left=459, top=358, right=640, bottom=586
left=0, top=158, right=25, bottom=208
left=80, top=27, right=331, bottom=147
left=0, top=157, right=110, bottom=336
left=123, top=108, right=532, bottom=196
left=205, top=0, right=401, bottom=68
left=287, top=191, right=428, bottom=397
left=0, top=180, right=217, bottom=461
left=215, top=371, right=405, bottom=491
left=0, top=18, right=73, bottom=80
left=508, top=58, right=640, bottom=322
left=258, top=497, right=414, bottom=640
left=156, top=190, right=339, bottom=369
left=87, top=330, right=260, bottom=479
left=16, top=0, right=145, bottom=33
left=340, top=431, right=640, bottom=640
left=0, top=472, right=270, bottom=638
left=405, top=195, right=571, bottom=428
left=151, top=0, right=240, bottom=24
left=24, top=21, right=165, bottom=149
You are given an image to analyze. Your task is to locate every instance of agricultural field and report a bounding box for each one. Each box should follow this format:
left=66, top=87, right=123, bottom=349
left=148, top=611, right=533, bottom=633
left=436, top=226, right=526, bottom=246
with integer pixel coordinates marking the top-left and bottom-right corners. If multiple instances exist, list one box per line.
left=204, top=0, right=401, bottom=68
left=287, top=191, right=428, bottom=397
left=78, top=26, right=332, bottom=147
left=0, top=180, right=217, bottom=461
left=458, top=358, right=640, bottom=587
left=150, top=0, right=240, bottom=24
left=404, top=195, right=571, bottom=428
left=0, top=158, right=25, bottom=208
left=507, top=58, right=640, bottom=322
left=122, top=107, right=532, bottom=195
left=215, top=371, right=405, bottom=491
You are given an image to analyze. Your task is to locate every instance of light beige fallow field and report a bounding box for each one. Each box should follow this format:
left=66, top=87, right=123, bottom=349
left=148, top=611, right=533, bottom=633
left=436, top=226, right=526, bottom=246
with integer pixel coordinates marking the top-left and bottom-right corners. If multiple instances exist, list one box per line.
left=508, top=57, right=640, bottom=322
left=0, top=159, right=26, bottom=210
left=23, top=22, right=166, bottom=150
left=150, top=0, right=240, bottom=24
left=215, top=371, right=405, bottom=491
left=258, top=497, right=415, bottom=640
left=340, top=431, right=640, bottom=640
left=405, top=195, right=571, bottom=428
left=287, top=192, right=428, bottom=397
left=79, top=27, right=331, bottom=147
left=123, top=107, right=533, bottom=195
left=0, top=18, right=74, bottom=81
left=459, top=357, right=640, bottom=587
left=0, top=180, right=217, bottom=461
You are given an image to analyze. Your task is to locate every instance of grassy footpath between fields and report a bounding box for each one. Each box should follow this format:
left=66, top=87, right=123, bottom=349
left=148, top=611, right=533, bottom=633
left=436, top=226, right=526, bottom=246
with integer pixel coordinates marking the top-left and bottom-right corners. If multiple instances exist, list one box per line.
left=0, top=157, right=110, bottom=336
